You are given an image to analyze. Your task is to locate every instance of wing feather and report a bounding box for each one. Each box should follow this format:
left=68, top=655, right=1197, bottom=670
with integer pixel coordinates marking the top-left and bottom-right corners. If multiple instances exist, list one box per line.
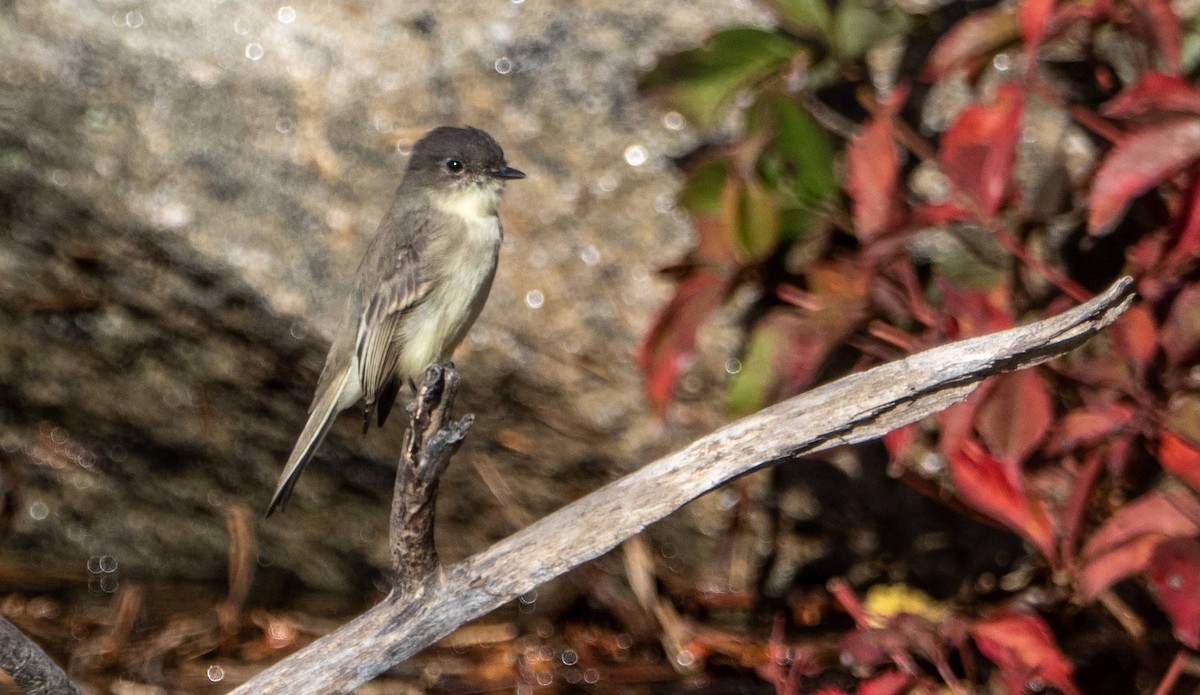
left=354, top=217, right=431, bottom=426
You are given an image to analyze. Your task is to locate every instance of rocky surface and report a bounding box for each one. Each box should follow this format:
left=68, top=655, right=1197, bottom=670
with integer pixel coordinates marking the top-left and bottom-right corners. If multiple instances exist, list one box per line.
left=0, top=0, right=771, bottom=595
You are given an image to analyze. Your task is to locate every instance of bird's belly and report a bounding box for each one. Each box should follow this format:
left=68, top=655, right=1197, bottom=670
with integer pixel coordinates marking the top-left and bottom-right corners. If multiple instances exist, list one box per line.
left=397, top=228, right=498, bottom=377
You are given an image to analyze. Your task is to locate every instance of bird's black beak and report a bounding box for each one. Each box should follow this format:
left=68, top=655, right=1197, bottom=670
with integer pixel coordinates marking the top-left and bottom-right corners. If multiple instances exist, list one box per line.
left=491, top=166, right=526, bottom=180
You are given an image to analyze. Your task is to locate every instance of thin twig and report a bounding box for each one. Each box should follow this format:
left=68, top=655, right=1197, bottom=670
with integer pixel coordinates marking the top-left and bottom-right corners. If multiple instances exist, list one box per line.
left=1150, top=648, right=1186, bottom=695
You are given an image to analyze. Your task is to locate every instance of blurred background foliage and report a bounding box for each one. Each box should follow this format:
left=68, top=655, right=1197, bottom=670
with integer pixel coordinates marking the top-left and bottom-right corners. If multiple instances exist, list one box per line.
left=636, top=0, right=1200, bottom=691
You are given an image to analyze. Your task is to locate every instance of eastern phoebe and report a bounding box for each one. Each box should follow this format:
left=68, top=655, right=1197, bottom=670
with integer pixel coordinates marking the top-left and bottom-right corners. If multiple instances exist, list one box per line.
left=266, top=126, right=524, bottom=516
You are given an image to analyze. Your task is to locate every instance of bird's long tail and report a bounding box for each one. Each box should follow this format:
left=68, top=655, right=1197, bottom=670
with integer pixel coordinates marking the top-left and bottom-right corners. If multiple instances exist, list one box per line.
left=265, top=371, right=347, bottom=517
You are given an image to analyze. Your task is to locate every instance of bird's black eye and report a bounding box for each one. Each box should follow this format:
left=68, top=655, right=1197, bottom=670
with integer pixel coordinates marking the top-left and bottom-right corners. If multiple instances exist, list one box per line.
left=446, top=159, right=463, bottom=173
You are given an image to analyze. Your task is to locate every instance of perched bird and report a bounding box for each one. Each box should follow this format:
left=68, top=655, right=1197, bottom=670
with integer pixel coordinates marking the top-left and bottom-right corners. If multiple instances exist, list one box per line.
left=266, top=126, right=524, bottom=516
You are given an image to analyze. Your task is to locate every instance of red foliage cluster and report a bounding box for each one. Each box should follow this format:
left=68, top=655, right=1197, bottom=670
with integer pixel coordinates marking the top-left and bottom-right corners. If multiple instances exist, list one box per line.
left=640, top=0, right=1200, bottom=691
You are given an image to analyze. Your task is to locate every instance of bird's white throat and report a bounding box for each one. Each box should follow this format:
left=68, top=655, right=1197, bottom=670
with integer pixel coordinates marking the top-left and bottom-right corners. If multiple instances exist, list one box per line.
left=432, top=183, right=503, bottom=225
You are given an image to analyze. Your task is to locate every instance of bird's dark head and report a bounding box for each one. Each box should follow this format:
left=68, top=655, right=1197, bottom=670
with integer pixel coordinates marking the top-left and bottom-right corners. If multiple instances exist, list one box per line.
left=403, top=126, right=524, bottom=201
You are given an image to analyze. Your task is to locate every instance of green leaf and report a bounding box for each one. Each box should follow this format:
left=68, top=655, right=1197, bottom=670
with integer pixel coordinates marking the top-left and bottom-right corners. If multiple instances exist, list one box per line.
left=744, top=92, right=838, bottom=244
left=678, top=158, right=730, bottom=217
left=641, top=28, right=801, bottom=128
left=722, top=177, right=780, bottom=260
left=727, top=322, right=778, bottom=417
left=1184, top=28, right=1200, bottom=75
left=778, top=205, right=821, bottom=251
left=833, top=0, right=912, bottom=62
left=771, top=95, right=838, bottom=229
left=765, top=0, right=833, bottom=42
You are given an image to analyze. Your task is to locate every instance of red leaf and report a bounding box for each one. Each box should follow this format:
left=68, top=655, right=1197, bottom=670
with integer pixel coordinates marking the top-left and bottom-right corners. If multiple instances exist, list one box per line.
left=923, top=8, right=1020, bottom=81
left=787, top=264, right=870, bottom=386
left=948, top=439, right=1056, bottom=562
left=846, top=86, right=909, bottom=241
left=1133, top=0, right=1182, bottom=75
left=1159, top=431, right=1200, bottom=493
left=1109, top=303, right=1158, bottom=369
left=1101, top=72, right=1200, bottom=120
left=1165, top=172, right=1200, bottom=267
left=1043, top=402, right=1134, bottom=455
left=1079, top=532, right=1167, bottom=601
left=937, top=379, right=994, bottom=459
left=1050, top=3, right=1115, bottom=25
left=1079, top=490, right=1200, bottom=600
left=973, top=612, right=1082, bottom=695
left=939, top=83, right=1024, bottom=218
left=1018, top=0, right=1058, bottom=58
left=913, top=201, right=971, bottom=224
left=636, top=271, right=729, bottom=414
left=838, top=629, right=887, bottom=668
left=1060, top=451, right=1107, bottom=561
left=1160, top=282, right=1200, bottom=366
left=882, top=423, right=919, bottom=460
left=858, top=670, right=912, bottom=695
left=1105, top=432, right=1135, bottom=479
left=1083, top=490, right=1200, bottom=558
left=976, top=370, right=1052, bottom=465
left=1148, top=537, right=1200, bottom=648
left=1128, top=233, right=1170, bottom=282
left=1087, top=118, right=1200, bottom=234
left=937, top=280, right=1014, bottom=337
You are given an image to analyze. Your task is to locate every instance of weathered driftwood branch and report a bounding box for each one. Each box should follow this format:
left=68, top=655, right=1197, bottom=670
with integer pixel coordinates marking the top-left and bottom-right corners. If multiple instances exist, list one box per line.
left=0, top=615, right=83, bottom=695
left=231, top=277, right=1135, bottom=695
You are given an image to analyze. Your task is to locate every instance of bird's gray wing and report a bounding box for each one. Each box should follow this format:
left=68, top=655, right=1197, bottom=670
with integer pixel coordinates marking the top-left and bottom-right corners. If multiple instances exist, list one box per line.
left=354, top=213, right=433, bottom=428
left=266, top=200, right=431, bottom=516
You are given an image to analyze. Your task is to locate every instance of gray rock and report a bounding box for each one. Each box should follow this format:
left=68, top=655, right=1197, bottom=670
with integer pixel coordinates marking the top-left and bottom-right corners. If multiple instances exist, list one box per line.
left=0, top=0, right=765, bottom=594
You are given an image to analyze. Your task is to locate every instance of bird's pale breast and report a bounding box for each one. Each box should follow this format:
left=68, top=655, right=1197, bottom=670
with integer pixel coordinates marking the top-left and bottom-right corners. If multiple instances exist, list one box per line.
left=396, top=188, right=502, bottom=377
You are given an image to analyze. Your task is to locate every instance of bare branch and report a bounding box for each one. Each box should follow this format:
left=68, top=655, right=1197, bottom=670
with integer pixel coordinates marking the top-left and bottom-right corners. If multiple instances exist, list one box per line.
left=0, top=615, right=83, bottom=695
left=389, top=362, right=472, bottom=594
left=231, top=277, right=1134, bottom=695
